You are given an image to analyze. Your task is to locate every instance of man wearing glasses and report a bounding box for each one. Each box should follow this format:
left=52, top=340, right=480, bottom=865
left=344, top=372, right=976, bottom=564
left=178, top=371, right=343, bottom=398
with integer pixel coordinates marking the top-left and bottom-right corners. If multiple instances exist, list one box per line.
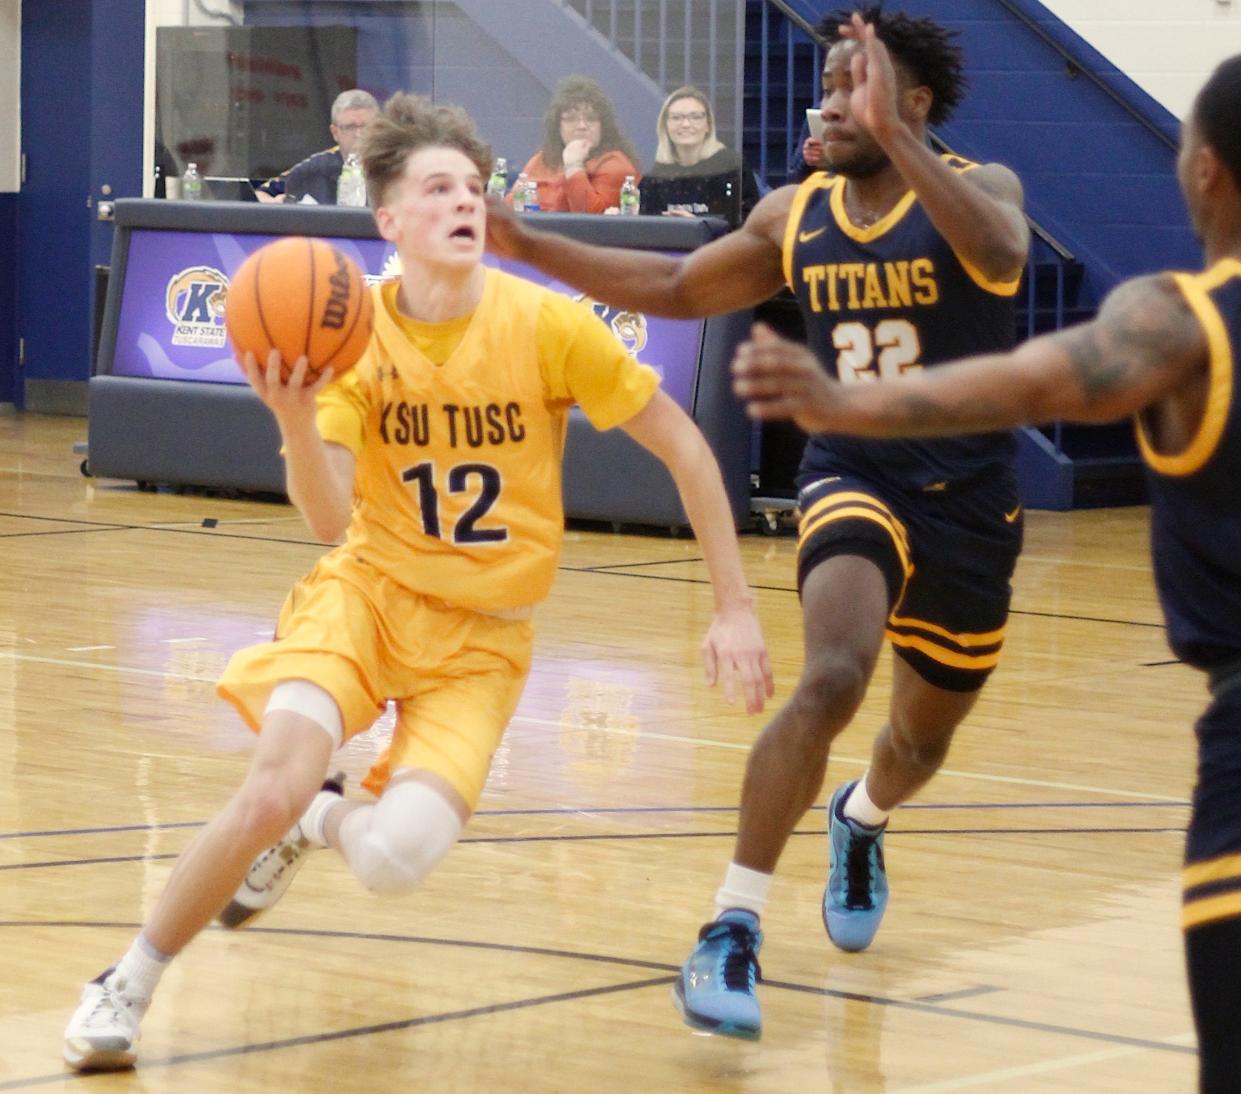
left=256, top=89, right=379, bottom=205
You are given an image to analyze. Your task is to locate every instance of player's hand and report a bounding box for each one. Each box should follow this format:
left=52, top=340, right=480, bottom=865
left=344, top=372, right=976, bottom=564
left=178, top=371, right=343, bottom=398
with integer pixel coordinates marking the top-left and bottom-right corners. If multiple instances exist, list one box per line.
left=484, top=195, right=531, bottom=259
left=241, top=349, right=333, bottom=424
left=840, top=13, right=904, bottom=143
left=732, top=323, right=840, bottom=433
left=701, top=602, right=774, bottom=715
left=802, top=136, right=826, bottom=168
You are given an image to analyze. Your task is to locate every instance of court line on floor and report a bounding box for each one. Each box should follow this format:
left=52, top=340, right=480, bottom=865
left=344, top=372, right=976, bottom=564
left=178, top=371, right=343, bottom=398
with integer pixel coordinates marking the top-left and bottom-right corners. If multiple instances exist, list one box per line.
left=0, top=526, right=135, bottom=540
left=580, top=556, right=705, bottom=570
left=0, top=824, right=1185, bottom=872
left=0, top=518, right=1165, bottom=629
left=0, top=512, right=130, bottom=528
left=0, top=976, right=673, bottom=1090
left=0, top=512, right=1169, bottom=632
left=0, top=920, right=1193, bottom=1090
left=555, top=565, right=1169, bottom=628
left=464, top=825, right=1184, bottom=845
left=0, top=821, right=205, bottom=840
left=0, top=510, right=324, bottom=547
left=0, top=801, right=1188, bottom=842
left=0, top=651, right=1187, bottom=803
left=885, top=1032, right=1198, bottom=1093
left=507, top=715, right=1190, bottom=802
left=766, top=977, right=1196, bottom=1057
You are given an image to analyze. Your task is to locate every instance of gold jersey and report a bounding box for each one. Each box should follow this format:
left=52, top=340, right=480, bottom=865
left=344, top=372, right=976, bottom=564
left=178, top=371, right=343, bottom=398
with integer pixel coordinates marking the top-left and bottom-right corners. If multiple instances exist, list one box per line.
left=311, top=268, right=659, bottom=613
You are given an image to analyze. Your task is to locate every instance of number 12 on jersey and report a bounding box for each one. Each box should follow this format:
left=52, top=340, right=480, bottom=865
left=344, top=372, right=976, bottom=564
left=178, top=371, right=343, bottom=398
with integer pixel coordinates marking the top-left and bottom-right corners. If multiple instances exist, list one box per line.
left=402, top=461, right=509, bottom=544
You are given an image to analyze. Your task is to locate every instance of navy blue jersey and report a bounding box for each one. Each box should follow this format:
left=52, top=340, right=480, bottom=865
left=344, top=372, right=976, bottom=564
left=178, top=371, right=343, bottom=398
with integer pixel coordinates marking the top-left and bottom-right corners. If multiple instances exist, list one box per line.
left=1139, top=260, right=1241, bottom=674
left=785, top=158, right=1019, bottom=491
left=257, top=146, right=343, bottom=205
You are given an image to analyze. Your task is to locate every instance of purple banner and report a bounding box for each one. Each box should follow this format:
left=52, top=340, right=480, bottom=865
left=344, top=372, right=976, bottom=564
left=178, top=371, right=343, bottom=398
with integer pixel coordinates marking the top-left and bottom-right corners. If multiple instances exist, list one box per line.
left=111, top=228, right=704, bottom=411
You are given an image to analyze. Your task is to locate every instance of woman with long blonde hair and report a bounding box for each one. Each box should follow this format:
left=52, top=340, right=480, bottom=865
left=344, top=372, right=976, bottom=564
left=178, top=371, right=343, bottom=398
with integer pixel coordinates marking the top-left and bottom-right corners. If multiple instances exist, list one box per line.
left=640, top=85, right=760, bottom=227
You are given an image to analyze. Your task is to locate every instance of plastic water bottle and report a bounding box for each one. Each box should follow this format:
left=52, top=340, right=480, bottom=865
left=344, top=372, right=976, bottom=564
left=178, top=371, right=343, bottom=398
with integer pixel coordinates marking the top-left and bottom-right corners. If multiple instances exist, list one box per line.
left=522, top=176, right=540, bottom=214
left=337, top=152, right=366, bottom=207
left=487, top=157, right=508, bottom=199
left=512, top=173, right=528, bottom=213
left=619, top=174, right=639, bottom=215
left=181, top=162, right=203, bottom=201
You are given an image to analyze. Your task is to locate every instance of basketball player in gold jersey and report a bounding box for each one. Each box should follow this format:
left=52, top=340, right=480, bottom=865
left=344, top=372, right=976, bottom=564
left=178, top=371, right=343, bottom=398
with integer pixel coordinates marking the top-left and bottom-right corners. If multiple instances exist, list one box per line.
left=62, top=92, right=773, bottom=1071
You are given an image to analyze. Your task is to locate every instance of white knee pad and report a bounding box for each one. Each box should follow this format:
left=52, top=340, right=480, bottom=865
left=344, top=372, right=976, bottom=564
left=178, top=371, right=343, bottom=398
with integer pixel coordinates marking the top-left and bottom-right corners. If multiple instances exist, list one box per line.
left=337, top=780, right=463, bottom=896
left=265, top=680, right=344, bottom=749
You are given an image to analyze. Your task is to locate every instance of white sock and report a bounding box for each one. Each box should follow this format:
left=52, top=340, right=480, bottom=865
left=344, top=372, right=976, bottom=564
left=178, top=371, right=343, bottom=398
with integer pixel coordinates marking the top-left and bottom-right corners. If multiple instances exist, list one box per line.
left=300, top=787, right=341, bottom=848
left=714, top=862, right=771, bottom=919
left=843, top=774, right=890, bottom=828
left=109, top=935, right=171, bottom=1001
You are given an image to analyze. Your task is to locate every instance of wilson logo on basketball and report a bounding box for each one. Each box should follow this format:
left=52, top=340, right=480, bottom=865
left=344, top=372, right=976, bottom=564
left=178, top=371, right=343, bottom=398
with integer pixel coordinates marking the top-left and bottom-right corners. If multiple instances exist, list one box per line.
left=321, top=250, right=353, bottom=330
left=224, top=236, right=373, bottom=382
left=165, top=266, right=229, bottom=349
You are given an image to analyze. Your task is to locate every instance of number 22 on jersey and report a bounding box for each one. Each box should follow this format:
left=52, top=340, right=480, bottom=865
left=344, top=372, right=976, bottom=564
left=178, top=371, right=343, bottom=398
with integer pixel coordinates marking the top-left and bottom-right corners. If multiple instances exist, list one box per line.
left=833, top=319, right=923, bottom=383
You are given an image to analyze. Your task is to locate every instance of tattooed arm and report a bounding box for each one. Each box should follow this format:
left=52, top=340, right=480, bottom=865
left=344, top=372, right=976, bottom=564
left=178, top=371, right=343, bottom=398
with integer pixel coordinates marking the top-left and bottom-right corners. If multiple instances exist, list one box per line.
left=732, top=274, right=1208, bottom=436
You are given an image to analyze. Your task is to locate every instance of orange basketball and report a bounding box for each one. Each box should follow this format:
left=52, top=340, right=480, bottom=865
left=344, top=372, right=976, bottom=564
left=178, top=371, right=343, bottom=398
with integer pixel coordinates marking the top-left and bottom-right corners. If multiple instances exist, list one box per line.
left=225, top=237, right=374, bottom=382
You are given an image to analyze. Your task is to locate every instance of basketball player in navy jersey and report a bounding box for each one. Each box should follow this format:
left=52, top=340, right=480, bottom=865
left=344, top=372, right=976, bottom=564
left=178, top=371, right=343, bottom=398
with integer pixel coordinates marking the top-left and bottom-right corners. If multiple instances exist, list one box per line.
left=487, top=6, right=1029, bottom=1038
left=734, top=52, right=1241, bottom=1094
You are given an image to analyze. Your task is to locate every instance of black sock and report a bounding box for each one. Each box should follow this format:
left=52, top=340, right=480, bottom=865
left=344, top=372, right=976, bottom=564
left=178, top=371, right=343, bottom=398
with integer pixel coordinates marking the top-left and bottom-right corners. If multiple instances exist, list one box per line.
left=1186, top=917, right=1241, bottom=1092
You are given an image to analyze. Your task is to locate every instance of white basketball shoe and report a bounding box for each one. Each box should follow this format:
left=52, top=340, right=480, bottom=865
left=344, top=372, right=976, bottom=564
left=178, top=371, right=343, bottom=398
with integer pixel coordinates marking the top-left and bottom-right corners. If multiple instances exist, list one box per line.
left=217, top=772, right=345, bottom=929
left=63, top=969, right=149, bottom=1071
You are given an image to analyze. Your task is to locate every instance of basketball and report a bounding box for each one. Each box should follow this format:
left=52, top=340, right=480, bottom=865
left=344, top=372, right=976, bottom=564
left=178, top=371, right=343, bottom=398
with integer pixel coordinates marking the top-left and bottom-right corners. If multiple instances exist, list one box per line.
left=225, top=237, right=374, bottom=382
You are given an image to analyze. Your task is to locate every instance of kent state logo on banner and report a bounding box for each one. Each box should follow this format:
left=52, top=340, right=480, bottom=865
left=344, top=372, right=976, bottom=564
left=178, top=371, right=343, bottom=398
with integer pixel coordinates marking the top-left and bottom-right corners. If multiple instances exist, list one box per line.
left=165, top=265, right=229, bottom=348
left=573, top=293, right=648, bottom=356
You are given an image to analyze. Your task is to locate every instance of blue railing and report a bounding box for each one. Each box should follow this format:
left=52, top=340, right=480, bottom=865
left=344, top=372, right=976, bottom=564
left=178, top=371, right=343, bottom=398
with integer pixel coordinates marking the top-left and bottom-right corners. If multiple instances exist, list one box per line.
left=558, top=0, right=1147, bottom=505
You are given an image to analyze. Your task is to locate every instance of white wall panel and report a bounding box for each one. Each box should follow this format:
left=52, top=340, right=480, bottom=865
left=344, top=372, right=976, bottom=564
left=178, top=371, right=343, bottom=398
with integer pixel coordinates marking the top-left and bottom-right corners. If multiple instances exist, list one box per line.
left=1040, top=0, right=1241, bottom=117
left=0, top=0, right=19, bottom=193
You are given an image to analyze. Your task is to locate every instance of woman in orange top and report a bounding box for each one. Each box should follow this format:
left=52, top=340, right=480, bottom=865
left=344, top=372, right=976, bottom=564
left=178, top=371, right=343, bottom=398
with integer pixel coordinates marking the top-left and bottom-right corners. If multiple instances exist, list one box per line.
left=516, top=74, right=641, bottom=213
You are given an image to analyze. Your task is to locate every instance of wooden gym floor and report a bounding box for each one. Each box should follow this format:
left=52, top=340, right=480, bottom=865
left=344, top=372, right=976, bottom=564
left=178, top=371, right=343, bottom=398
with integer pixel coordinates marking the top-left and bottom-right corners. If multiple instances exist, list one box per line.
left=0, top=414, right=1199, bottom=1091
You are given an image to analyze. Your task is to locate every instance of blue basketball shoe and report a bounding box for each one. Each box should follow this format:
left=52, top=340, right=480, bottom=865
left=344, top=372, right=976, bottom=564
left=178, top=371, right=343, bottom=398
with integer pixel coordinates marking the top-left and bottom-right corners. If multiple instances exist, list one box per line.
left=823, top=781, right=889, bottom=952
left=673, top=908, right=763, bottom=1039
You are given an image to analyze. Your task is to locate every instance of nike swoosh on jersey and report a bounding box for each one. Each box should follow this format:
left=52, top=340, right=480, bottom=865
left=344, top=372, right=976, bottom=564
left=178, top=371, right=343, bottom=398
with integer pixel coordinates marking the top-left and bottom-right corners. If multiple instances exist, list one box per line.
left=797, top=227, right=826, bottom=243
left=1004, top=505, right=1023, bottom=523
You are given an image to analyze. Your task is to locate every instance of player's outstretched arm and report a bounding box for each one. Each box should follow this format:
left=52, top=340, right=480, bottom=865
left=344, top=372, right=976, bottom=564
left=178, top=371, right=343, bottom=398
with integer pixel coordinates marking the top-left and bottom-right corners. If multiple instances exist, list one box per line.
left=842, top=14, right=1029, bottom=285
left=241, top=349, right=356, bottom=542
left=485, top=191, right=791, bottom=319
left=617, top=390, right=774, bottom=714
left=733, top=274, right=1207, bottom=436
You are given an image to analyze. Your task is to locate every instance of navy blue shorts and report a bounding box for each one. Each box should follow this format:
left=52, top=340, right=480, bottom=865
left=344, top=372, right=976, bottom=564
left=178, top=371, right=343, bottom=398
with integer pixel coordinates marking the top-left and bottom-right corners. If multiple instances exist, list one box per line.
left=795, top=471, right=1022, bottom=692
left=1183, top=683, right=1241, bottom=931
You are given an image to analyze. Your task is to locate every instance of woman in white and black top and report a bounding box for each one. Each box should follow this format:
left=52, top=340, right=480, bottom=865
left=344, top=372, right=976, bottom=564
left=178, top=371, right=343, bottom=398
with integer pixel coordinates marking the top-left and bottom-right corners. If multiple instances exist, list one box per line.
left=639, top=86, right=761, bottom=228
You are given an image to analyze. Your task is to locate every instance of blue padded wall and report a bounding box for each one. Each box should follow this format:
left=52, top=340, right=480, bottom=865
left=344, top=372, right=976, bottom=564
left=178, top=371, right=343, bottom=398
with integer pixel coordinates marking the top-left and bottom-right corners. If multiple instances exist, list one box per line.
left=0, top=194, right=15, bottom=403
left=869, top=0, right=1199, bottom=306
left=19, top=1, right=93, bottom=387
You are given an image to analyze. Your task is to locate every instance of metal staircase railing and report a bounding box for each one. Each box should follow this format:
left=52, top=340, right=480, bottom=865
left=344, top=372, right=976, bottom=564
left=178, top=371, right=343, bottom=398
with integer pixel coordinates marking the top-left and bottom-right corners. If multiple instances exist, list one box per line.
left=555, top=0, right=1152, bottom=508
left=992, top=0, right=1177, bottom=150
left=562, top=0, right=746, bottom=150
